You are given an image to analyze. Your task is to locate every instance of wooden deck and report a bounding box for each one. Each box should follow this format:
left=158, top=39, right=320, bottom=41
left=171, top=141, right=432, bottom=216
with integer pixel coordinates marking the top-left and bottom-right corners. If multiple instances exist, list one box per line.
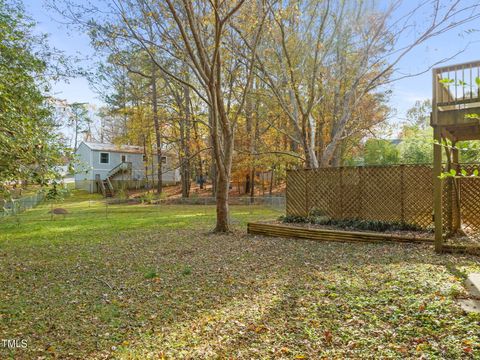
left=433, top=60, right=480, bottom=141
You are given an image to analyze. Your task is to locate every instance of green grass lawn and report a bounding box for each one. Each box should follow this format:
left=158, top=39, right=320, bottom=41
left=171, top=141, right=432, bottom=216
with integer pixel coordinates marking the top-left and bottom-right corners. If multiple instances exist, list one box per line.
left=1, top=191, right=480, bottom=359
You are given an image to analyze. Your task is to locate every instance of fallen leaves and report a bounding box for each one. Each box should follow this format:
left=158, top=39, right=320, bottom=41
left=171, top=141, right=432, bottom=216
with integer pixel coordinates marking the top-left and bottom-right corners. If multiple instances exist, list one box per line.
left=1, top=195, right=480, bottom=359
left=323, top=330, right=333, bottom=345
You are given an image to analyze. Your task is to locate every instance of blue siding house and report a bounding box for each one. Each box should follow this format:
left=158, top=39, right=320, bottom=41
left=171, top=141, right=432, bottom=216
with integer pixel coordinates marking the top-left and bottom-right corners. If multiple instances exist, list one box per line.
left=74, top=142, right=179, bottom=193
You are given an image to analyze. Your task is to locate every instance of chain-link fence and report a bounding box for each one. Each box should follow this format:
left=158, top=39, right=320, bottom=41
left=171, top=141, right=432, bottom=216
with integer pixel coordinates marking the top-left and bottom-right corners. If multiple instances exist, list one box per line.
left=112, top=195, right=285, bottom=209
left=1, top=192, right=45, bottom=217
left=104, top=196, right=286, bottom=218
left=0, top=194, right=285, bottom=224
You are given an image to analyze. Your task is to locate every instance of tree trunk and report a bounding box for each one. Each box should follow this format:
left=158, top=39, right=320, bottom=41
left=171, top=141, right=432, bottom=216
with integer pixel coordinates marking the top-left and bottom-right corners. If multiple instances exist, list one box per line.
left=193, top=121, right=204, bottom=189
left=249, top=168, right=255, bottom=200
left=215, top=169, right=230, bottom=232
left=269, top=166, right=275, bottom=195
left=143, top=135, right=149, bottom=188
left=208, top=109, right=217, bottom=197
left=320, top=107, right=353, bottom=167
left=151, top=63, right=162, bottom=194
left=304, top=139, right=319, bottom=168
left=180, top=84, right=191, bottom=198
left=150, top=144, right=155, bottom=188
left=210, top=158, right=217, bottom=196
left=159, top=0, right=256, bottom=232
left=213, top=129, right=233, bottom=232
left=245, top=75, right=254, bottom=199
left=210, top=105, right=234, bottom=232
left=331, top=143, right=343, bottom=167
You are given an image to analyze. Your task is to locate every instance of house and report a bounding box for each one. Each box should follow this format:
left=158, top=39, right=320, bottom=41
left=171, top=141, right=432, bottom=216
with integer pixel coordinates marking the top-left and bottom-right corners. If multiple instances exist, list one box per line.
left=74, top=142, right=180, bottom=194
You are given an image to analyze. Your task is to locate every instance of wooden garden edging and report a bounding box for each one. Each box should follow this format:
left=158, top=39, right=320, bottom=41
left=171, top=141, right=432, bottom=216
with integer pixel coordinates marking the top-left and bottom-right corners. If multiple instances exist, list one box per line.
left=442, top=244, right=480, bottom=256
left=247, top=222, right=434, bottom=245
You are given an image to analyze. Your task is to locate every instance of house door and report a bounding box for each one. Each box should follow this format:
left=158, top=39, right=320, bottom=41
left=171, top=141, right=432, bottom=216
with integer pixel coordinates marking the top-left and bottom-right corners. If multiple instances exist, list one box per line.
left=121, top=155, right=126, bottom=162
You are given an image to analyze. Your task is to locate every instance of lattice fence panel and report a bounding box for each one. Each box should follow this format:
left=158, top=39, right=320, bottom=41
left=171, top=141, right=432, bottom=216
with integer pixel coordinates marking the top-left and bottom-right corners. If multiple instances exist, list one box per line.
left=461, top=164, right=480, bottom=175
left=341, top=167, right=361, bottom=219
left=360, top=166, right=403, bottom=222
left=286, top=170, right=307, bottom=216
left=404, top=165, right=433, bottom=228
left=460, top=177, right=480, bottom=235
left=285, top=165, right=480, bottom=233
left=307, top=168, right=341, bottom=217
left=441, top=177, right=453, bottom=234
left=437, top=165, right=480, bottom=237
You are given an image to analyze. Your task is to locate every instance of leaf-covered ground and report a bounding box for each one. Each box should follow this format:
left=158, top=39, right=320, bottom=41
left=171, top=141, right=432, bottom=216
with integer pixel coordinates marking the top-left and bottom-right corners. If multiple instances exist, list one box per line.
left=1, top=192, right=480, bottom=359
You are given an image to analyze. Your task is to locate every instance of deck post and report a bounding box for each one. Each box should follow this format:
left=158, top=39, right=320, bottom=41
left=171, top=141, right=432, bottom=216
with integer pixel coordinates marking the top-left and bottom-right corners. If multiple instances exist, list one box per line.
left=433, top=126, right=443, bottom=252
left=451, top=143, right=461, bottom=232
left=432, top=67, right=443, bottom=252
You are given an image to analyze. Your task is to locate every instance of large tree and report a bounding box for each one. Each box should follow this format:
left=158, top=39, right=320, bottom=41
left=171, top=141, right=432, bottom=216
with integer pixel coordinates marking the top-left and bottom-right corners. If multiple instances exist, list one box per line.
left=83, top=0, right=265, bottom=231
left=0, top=0, right=64, bottom=194
left=253, top=0, right=480, bottom=168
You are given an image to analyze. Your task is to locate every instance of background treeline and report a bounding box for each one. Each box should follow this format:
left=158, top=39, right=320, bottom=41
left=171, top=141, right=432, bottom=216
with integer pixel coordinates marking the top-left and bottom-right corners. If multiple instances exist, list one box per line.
left=348, top=100, right=480, bottom=166
left=0, top=0, right=67, bottom=197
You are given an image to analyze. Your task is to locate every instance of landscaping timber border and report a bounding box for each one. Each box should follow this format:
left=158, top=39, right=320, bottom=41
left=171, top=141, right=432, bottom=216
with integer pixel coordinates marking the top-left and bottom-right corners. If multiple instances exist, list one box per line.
left=247, top=222, right=434, bottom=245
left=442, top=244, right=480, bottom=256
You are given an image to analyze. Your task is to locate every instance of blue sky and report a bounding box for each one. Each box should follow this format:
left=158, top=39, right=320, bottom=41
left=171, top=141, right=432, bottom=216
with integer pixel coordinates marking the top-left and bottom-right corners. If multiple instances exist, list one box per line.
left=24, top=0, right=480, bottom=126
left=24, top=0, right=98, bottom=104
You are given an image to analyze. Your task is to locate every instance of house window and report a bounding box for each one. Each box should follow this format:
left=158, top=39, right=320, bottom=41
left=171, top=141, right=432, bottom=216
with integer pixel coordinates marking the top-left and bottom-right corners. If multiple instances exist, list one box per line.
left=100, top=152, right=109, bottom=164
left=161, top=156, right=167, bottom=164
left=121, top=155, right=127, bottom=162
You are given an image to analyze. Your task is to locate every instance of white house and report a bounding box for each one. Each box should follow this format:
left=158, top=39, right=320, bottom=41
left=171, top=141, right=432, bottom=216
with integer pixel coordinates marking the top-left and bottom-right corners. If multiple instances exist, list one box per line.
left=74, top=142, right=180, bottom=193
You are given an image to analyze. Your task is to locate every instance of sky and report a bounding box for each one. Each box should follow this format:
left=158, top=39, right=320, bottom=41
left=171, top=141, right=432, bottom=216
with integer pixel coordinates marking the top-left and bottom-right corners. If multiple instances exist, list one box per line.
left=23, top=0, right=480, bottom=131
left=24, top=0, right=98, bottom=104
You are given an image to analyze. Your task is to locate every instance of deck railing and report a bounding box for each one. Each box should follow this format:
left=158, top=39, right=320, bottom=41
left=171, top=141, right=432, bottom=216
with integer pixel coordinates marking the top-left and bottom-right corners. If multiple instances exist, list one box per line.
left=434, top=60, right=480, bottom=107
left=107, top=161, right=132, bottom=178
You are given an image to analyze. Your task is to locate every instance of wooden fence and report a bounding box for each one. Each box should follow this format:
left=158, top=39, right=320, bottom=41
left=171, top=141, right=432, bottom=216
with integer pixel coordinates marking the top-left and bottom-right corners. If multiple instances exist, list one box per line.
left=286, top=165, right=480, bottom=232
left=444, top=170, right=480, bottom=235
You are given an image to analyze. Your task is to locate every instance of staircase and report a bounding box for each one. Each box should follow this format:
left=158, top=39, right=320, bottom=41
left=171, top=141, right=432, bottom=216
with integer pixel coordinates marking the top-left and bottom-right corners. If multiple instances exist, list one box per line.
left=102, top=180, right=114, bottom=197
left=107, top=161, right=132, bottom=179
left=96, top=162, right=132, bottom=198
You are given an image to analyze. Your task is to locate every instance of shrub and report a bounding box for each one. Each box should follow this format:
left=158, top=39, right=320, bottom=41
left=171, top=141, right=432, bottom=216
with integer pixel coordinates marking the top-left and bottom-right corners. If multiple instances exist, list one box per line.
left=309, top=208, right=327, bottom=217
left=278, top=215, right=307, bottom=223
left=279, top=214, right=425, bottom=232
left=140, top=192, right=155, bottom=204
left=116, top=188, right=128, bottom=201
left=46, top=184, right=70, bottom=201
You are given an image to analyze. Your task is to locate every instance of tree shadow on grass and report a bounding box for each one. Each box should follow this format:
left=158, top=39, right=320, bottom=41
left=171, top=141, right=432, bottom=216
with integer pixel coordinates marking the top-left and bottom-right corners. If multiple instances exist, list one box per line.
left=1, top=231, right=479, bottom=359
left=113, top=235, right=480, bottom=359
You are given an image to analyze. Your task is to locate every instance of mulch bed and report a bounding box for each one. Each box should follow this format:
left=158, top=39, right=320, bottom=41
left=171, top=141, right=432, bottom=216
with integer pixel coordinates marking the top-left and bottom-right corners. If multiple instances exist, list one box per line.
left=269, top=220, right=434, bottom=240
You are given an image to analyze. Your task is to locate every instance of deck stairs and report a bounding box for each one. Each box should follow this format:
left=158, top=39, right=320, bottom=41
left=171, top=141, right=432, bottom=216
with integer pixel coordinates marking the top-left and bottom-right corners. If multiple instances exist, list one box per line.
left=96, top=162, right=132, bottom=197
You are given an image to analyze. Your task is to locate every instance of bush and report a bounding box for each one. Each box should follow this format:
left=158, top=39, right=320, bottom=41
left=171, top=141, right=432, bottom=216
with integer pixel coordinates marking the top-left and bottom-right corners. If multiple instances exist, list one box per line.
left=278, top=215, right=308, bottom=223
left=309, top=208, right=327, bottom=217
left=279, top=214, right=425, bottom=232
left=140, top=192, right=155, bottom=204
left=116, top=188, right=128, bottom=201
left=46, top=184, right=70, bottom=201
